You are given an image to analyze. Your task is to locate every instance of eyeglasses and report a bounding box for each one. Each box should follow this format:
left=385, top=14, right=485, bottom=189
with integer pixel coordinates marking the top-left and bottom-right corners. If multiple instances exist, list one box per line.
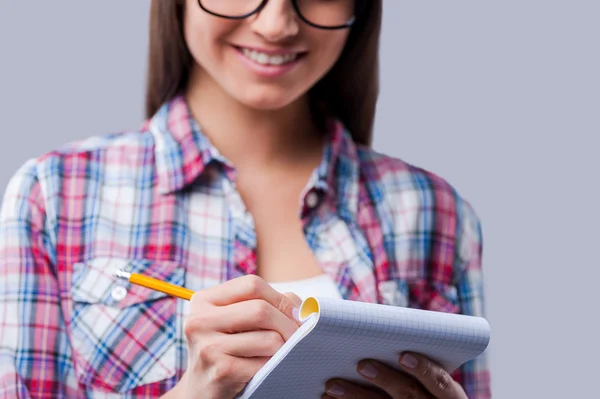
left=197, top=0, right=360, bottom=30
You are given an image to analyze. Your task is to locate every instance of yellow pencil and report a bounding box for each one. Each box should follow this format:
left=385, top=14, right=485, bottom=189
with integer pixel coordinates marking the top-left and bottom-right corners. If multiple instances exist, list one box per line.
left=115, top=269, right=195, bottom=301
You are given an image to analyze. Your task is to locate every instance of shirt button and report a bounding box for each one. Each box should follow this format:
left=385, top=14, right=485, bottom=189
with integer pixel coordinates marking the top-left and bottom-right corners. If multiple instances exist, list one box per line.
left=305, top=191, right=319, bottom=209
left=111, top=286, right=128, bottom=302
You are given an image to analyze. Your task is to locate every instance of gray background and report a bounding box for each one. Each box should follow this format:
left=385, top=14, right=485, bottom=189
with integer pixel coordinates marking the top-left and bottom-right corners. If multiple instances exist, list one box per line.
left=1, top=1, right=598, bottom=397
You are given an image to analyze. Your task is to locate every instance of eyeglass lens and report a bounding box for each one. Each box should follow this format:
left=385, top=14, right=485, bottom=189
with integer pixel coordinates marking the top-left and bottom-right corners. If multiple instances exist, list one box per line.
left=199, top=0, right=356, bottom=28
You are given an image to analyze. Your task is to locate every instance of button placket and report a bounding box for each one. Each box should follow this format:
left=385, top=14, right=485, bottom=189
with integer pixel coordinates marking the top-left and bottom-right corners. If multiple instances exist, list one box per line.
left=305, top=191, right=319, bottom=209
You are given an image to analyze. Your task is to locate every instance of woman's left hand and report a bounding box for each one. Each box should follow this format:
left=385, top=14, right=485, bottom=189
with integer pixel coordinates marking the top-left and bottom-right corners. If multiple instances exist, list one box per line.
left=322, top=352, right=467, bottom=399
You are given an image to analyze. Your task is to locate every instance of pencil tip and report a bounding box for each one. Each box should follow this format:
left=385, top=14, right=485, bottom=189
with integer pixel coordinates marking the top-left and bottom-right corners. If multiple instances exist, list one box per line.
left=114, top=269, right=131, bottom=280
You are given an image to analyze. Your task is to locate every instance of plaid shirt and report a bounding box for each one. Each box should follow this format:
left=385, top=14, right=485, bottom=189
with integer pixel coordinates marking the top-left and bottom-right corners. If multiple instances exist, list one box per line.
left=0, top=95, right=491, bottom=398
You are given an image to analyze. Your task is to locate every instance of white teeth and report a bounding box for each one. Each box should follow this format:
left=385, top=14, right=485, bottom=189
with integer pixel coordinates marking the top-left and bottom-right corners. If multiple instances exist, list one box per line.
left=241, top=48, right=298, bottom=66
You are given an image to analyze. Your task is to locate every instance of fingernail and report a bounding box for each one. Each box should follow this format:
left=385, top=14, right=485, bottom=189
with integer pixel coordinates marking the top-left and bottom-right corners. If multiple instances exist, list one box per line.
left=400, top=353, right=418, bottom=368
left=292, top=307, right=301, bottom=322
left=326, top=383, right=345, bottom=396
left=358, top=362, right=379, bottom=378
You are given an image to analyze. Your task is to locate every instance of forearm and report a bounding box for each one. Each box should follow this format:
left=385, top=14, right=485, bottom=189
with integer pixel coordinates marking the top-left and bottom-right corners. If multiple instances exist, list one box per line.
left=160, top=373, right=188, bottom=399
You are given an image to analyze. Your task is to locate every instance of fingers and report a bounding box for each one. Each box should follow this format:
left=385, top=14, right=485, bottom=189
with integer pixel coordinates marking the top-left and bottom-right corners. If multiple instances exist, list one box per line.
left=215, top=330, right=285, bottom=358
left=323, top=379, right=389, bottom=399
left=397, top=353, right=467, bottom=399
left=195, top=275, right=299, bottom=325
left=182, top=276, right=303, bottom=398
left=355, top=360, right=430, bottom=399
left=196, top=350, right=269, bottom=397
left=283, top=291, right=303, bottom=306
left=197, top=298, right=300, bottom=341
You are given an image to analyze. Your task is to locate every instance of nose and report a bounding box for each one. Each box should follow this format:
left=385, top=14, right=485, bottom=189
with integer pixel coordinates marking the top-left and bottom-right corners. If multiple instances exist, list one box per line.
left=250, top=0, right=300, bottom=42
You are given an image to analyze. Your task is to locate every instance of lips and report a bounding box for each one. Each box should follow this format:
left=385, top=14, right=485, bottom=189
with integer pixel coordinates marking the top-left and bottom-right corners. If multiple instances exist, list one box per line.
left=241, top=48, right=298, bottom=66
left=235, top=46, right=306, bottom=66
left=233, top=45, right=306, bottom=78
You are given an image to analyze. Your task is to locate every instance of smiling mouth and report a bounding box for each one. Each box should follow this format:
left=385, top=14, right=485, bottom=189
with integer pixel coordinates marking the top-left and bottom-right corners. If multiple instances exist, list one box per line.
left=235, top=46, right=305, bottom=66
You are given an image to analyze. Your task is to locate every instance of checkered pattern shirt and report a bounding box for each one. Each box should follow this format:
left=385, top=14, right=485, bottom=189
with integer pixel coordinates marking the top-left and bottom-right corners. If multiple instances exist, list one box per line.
left=0, top=95, right=491, bottom=398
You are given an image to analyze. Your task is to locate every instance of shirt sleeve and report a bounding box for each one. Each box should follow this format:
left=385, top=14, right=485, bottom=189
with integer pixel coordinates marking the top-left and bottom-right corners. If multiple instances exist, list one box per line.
left=0, top=160, right=79, bottom=398
left=452, top=198, right=492, bottom=399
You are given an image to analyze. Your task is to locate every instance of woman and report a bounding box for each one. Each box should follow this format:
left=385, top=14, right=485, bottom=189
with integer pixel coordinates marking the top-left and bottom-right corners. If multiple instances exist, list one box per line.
left=0, top=0, right=490, bottom=398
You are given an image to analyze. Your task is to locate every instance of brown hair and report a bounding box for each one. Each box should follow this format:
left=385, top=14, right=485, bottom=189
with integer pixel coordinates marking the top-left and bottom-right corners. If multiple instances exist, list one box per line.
left=145, top=0, right=382, bottom=146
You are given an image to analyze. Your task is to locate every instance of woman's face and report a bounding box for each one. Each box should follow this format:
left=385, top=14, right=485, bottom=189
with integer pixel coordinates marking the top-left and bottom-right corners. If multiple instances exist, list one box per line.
left=183, top=0, right=353, bottom=110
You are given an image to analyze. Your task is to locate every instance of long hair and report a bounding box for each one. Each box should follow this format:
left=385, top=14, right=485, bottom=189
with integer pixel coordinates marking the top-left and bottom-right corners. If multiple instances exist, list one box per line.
left=145, top=0, right=382, bottom=146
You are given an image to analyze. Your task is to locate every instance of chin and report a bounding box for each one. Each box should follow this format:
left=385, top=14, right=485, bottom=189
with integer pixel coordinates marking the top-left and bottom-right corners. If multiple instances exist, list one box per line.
left=229, top=83, right=307, bottom=112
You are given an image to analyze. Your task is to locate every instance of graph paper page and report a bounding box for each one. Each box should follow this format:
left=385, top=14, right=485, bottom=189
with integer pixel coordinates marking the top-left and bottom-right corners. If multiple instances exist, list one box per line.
left=239, top=297, right=490, bottom=399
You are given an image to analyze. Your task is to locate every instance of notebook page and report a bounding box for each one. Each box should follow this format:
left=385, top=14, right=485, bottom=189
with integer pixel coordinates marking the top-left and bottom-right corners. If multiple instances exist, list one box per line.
left=238, top=313, right=320, bottom=398
left=239, top=297, right=490, bottom=399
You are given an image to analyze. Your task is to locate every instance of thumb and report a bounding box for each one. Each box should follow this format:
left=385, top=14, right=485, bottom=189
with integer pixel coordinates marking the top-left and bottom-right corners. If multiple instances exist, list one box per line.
left=283, top=292, right=303, bottom=324
left=283, top=292, right=303, bottom=307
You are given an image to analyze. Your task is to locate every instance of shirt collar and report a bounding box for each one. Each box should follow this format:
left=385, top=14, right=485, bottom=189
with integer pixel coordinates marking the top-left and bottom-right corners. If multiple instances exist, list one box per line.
left=148, top=94, right=227, bottom=195
left=148, top=94, right=360, bottom=219
left=310, top=119, right=360, bottom=219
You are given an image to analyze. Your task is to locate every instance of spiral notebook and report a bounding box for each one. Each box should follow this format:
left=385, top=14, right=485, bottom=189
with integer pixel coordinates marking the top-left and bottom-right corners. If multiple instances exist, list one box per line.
left=237, top=296, right=491, bottom=398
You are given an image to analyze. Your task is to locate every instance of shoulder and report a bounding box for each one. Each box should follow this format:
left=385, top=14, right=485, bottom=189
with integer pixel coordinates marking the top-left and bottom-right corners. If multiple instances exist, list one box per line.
left=2, top=128, right=155, bottom=215
left=354, top=145, right=482, bottom=245
left=34, top=128, right=153, bottom=174
left=356, top=145, right=458, bottom=200
left=12, top=127, right=153, bottom=179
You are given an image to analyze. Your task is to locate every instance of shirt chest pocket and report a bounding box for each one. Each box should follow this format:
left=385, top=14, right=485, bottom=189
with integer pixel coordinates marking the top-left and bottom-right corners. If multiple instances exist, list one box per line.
left=69, top=257, right=184, bottom=394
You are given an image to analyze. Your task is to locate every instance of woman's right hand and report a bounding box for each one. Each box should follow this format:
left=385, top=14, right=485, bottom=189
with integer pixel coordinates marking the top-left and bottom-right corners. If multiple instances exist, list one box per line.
left=172, top=275, right=302, bottom=399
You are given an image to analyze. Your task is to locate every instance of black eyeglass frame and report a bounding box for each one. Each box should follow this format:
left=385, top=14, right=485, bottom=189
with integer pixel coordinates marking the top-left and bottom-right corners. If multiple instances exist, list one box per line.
left=197, top=0, right=363, bottom=30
